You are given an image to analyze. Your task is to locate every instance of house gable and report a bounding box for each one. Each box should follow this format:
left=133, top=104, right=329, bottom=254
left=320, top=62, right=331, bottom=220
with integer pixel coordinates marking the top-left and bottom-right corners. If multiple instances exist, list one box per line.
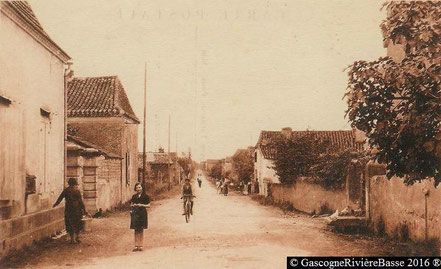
left=1, top=1, right=71, bottom=63
left=67, top=76, right=140, bottom=123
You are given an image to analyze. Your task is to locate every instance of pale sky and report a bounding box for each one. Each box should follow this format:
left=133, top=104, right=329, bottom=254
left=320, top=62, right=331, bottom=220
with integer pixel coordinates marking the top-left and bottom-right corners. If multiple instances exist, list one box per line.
left=30, top=0, right=386, bottom=161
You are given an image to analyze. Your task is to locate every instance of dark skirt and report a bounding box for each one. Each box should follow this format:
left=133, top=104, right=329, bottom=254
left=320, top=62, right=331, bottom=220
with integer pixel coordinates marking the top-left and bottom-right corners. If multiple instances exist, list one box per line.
left=130, top=207, right=148, bottom=230
left=65, top=211, right=83, bottom=234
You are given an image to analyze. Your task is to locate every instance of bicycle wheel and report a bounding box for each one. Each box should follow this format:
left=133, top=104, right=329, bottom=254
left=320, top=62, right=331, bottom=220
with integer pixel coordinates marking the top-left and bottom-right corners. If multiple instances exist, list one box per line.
left=185, top=202, right=190, bottom=223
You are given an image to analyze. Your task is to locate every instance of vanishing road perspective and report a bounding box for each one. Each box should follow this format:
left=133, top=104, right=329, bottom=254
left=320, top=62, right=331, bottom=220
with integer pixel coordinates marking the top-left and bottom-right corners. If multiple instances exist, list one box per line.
left=2, top=1, right=441, bottom=268
left=4, top=170, right=397, bottom=269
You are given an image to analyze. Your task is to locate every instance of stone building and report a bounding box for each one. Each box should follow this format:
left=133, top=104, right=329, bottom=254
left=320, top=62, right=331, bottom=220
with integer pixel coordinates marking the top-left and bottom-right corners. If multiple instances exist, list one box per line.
left=138, top=149, right=183, bottom=185
left=0, top=1, right=71, bottom=255
left=67, top=76, right=140, bottom=212
left=254, top=127, right=364, bottom=196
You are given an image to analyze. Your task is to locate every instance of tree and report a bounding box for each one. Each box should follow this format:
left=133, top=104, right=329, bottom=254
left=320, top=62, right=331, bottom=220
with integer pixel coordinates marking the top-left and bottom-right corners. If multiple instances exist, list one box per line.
left=178, top=157, right=192, bottom=178
left=312, top=150, right=368, bottom=189
left=232, top=149, right=254, bottom=184
left=345, top=1, right=441, bottom=186
left=271, top=133, right=331, bottom=184
left=209, top=162, right=222, bottom=180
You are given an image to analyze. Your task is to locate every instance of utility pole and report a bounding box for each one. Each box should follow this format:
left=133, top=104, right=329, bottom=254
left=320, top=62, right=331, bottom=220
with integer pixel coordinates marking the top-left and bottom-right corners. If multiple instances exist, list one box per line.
left=142, top=63, right=147, bottom=186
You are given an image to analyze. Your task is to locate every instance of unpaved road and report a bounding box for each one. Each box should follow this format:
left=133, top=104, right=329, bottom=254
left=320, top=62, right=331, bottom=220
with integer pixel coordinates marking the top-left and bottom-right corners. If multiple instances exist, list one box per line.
left=7, top=170, right=395, bottom=269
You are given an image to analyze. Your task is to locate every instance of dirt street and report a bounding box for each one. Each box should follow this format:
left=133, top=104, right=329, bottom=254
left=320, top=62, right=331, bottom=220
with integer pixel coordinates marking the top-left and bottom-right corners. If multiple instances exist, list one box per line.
left=5, top=170, right=395, bottom=269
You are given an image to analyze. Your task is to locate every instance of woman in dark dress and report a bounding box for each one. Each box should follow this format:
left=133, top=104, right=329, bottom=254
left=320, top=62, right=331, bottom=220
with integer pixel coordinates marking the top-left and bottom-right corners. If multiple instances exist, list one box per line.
left=53, top=178, right=88, bottom=244
left=130, top=183, right=150, bottom=251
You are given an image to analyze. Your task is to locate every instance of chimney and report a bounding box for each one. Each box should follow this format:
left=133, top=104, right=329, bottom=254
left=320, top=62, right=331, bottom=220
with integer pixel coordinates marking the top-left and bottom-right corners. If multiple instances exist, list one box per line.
left=65, top=60, right=75, bottom=82
left=281, top=127, right=292, bottom=139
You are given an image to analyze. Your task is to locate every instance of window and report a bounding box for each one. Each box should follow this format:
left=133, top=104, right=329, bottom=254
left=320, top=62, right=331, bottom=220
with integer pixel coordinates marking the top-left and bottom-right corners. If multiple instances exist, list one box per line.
left=39, top=109, right=51, bottom=194
left=254, top=152, right=257, bottom=162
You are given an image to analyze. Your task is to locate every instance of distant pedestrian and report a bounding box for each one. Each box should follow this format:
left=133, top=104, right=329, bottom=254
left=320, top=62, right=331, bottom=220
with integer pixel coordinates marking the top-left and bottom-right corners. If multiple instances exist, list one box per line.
left=216, top=181, right=221, bottom=193
left=197, top=178, right=202, bottom=188
left=223, top=182, right=229, bottom=196
left=53, top=178, right=88, bottom=244
left=130, top=183, right=150, bottom=252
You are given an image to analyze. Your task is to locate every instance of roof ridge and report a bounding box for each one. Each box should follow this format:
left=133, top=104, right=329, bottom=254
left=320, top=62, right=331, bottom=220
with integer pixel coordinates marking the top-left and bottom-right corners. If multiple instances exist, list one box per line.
left=71, top=75, right=118, bottom=80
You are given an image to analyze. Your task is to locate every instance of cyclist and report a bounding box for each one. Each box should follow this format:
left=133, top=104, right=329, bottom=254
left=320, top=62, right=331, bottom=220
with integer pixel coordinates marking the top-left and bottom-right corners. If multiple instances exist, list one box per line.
left=182, top=178, right=194, bottom=215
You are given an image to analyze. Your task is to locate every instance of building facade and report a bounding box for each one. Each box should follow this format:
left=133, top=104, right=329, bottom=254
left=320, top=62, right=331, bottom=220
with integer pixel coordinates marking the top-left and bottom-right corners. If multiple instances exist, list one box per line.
left=67, top=76, right=139, bottom=210
left=0, top=1, right=71, bottom=255
left=254, top=127, right=364, bottom=196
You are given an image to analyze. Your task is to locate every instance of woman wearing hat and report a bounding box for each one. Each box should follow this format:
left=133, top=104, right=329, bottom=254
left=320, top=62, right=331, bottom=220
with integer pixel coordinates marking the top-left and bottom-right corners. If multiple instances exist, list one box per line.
left=53, top=178, right=88, bottom=244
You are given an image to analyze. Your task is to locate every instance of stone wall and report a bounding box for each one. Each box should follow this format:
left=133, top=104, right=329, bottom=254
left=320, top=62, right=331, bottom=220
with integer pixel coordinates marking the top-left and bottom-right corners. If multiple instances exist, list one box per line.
left=0, top=206, right=64, bottom=256
left=121, top=122, right=138, bottom=202
left=271, top=181, right=347, bottom=215
left=369, top=176, right=441, bottom=242
left=96, top=158, right=122, bottom=211
left=68, top=118, right=124, bottom=158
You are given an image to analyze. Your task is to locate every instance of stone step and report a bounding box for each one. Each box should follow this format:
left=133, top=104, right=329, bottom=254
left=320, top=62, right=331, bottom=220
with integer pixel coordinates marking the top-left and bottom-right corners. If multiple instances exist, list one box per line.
left=326, top=216, right=368, bottom=229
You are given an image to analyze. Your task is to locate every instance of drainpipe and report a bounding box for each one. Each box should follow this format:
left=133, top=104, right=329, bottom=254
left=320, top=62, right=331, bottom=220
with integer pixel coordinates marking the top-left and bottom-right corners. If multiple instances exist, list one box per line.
left=121, top=158, right=123, bottom=204
left=64, top=61, right=73, bottom=188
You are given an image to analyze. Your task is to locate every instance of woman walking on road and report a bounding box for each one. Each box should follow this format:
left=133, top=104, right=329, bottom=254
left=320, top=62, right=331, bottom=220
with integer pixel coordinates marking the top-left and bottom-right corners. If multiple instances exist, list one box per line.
left=53, top=178, right=88, bottom=244
left=130, top=183, right=150, bottom=252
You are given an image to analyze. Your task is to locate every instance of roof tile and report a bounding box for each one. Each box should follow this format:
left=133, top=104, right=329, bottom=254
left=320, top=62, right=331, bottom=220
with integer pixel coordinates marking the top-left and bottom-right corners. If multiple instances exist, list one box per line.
left=257, top=130, right=364, bottom=160
left=67, top=76, right=139, bottom=123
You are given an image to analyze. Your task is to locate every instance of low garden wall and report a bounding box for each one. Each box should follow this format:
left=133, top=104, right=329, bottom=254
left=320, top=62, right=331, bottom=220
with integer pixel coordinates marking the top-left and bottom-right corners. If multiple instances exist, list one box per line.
left=271, top=181, right=347, bottom=215
left=369, top=175, right=441, bottom=242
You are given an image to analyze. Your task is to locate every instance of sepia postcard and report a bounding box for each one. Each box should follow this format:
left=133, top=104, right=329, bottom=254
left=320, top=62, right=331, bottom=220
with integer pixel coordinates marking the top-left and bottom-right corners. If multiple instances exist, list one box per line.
left=1, top=0, right=440, bottom=268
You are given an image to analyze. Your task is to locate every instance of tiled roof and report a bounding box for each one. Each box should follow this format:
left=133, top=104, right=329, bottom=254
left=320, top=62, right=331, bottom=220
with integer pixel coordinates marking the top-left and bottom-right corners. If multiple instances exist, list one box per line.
left=67, top=76, right=140, bottom=123
left=257, top=130, right=364, bottom=160
left=260, top=144, right=278, bottom=160
left=2, top=1, right=71, bottom=62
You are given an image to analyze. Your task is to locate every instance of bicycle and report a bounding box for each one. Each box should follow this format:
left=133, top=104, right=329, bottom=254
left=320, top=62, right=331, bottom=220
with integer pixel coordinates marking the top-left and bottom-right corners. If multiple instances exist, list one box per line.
left=181, top=195, right=196, bottom=223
